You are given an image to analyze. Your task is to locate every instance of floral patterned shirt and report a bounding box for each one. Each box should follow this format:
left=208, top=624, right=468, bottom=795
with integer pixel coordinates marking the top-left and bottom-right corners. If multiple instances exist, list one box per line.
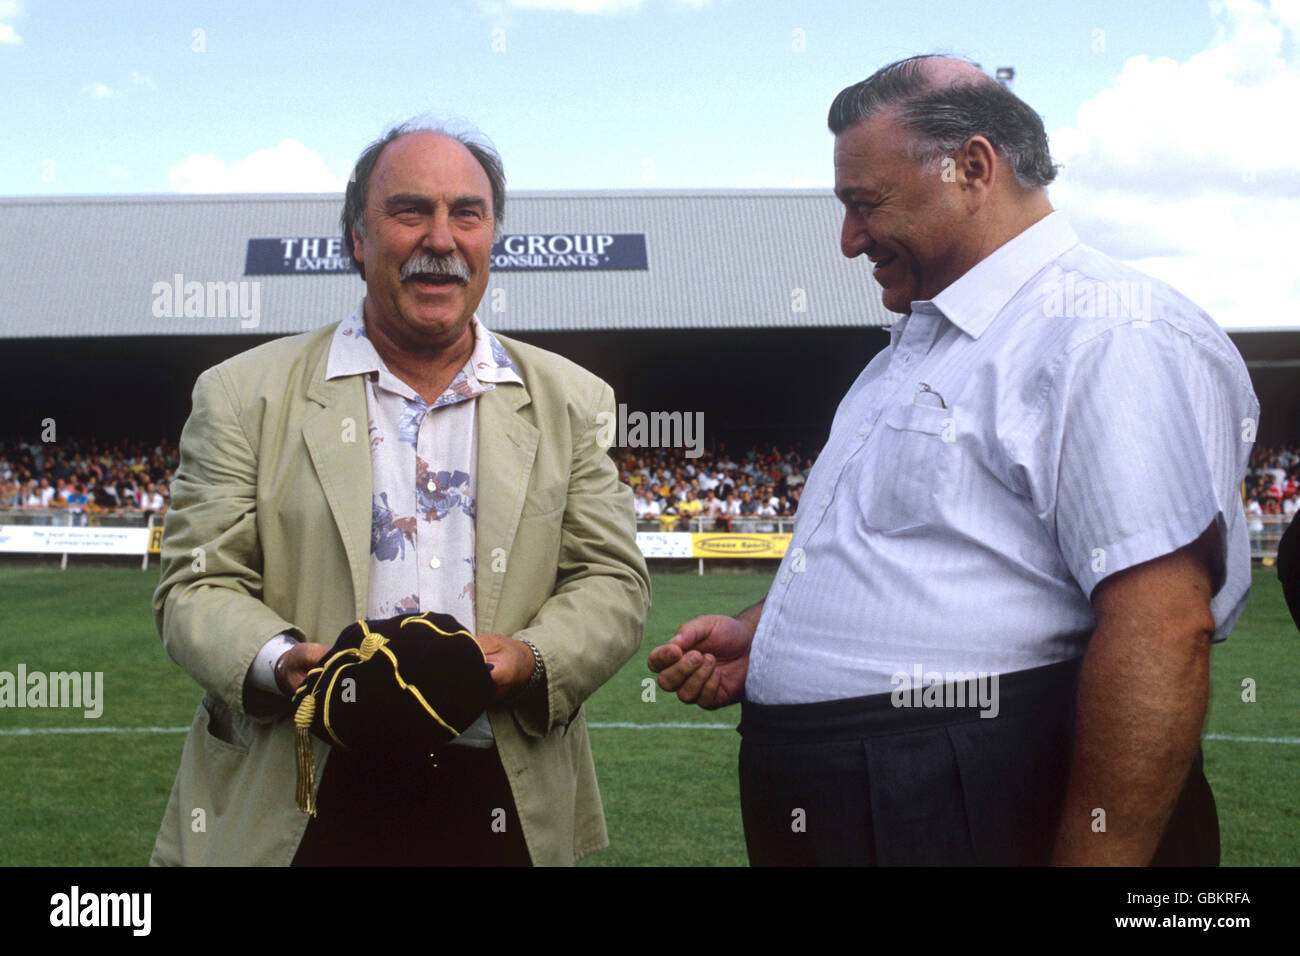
left=323, top=302, right=524, bottom=745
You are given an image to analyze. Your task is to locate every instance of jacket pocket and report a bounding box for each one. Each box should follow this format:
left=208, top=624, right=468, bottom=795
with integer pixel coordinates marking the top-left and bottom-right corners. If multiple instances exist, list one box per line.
left=522, top=480, right=566, bottom=518
left=200, top=693, right=250, bottom=756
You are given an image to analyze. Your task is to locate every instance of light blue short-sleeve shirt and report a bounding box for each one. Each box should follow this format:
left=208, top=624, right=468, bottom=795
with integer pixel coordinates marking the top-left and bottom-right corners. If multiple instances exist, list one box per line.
left=746, top=213, right=1259, bottom=705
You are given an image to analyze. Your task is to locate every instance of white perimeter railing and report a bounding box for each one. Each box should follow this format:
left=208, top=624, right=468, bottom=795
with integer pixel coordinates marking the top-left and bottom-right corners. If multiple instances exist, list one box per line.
left=1247, top=513, right=1293, bottom=561
left=636, top=516, right=797, bottom=535
left=2, top=508, right=1292, bottom=565
left=638, top=513, right=1294, bottom=561
left=0, top=507, right=161, bottom=527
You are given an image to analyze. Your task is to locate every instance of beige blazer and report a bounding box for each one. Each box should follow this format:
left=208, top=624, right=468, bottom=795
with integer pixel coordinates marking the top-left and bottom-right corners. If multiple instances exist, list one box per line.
left=150, top=323, right=650, bottom=866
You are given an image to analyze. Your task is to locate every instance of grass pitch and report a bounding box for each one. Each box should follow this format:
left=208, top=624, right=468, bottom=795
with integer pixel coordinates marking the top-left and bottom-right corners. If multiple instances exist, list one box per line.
left=0, top=565, right=1294, bottom=866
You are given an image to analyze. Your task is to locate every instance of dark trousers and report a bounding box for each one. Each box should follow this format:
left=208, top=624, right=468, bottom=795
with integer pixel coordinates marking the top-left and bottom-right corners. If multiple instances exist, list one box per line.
left=738, top=659, right=1219, bottom=866
left=292, top=743, right=532, bottom=866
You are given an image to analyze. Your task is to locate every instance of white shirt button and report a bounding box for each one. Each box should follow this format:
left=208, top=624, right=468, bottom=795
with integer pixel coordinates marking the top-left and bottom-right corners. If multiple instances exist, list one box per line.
left=821, top=495, right=831, bottom=507
left=858, top=424, right=871, bottom=438
left=429, top=557, right=441, bottom=569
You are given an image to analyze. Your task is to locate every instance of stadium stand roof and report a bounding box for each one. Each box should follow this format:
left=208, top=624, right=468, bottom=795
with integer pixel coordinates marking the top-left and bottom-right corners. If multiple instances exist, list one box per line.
left=0, top=191, right=894, bottom=339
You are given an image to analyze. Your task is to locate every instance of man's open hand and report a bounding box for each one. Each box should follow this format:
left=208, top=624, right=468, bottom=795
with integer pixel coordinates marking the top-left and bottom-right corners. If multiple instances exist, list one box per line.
left=647, top=614, right=755, bottom=709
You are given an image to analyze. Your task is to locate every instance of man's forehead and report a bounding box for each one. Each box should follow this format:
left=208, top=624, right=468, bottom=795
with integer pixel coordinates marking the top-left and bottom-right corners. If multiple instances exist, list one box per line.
left=370, top=131, right=490, bottom=198
left=834, top=110, right=905, bottom=160
left=833, top=111, right=910, bottom=190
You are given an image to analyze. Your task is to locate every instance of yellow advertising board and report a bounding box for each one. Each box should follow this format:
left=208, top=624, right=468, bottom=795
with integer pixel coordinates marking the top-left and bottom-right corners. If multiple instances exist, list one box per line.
left=691, top=533, right=791, bottom=559
left=148, top=525, right=164, bottom=555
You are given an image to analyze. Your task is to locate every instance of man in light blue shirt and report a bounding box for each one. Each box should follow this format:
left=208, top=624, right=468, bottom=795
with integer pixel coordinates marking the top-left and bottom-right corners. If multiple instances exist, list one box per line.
left=651, top=55, right=1256, bottom=866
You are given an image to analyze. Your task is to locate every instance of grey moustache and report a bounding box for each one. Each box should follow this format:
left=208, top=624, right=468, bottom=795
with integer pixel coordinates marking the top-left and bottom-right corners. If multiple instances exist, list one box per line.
left=400, top=254, right=470, bottom=283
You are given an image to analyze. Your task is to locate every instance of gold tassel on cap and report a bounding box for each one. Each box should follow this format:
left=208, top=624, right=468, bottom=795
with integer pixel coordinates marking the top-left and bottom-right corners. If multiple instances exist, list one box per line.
left=294, top=692, right=318, bottom=816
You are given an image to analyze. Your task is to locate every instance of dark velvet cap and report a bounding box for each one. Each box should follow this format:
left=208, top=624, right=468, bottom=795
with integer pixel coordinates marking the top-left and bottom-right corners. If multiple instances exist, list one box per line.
left=291, top=611, right=495, bottom=814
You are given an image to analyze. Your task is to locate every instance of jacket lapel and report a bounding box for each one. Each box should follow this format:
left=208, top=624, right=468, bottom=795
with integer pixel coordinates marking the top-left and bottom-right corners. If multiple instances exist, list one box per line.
left=302, top=347, right=372, bottom=619
left=475, top=382, right=538, bottom=634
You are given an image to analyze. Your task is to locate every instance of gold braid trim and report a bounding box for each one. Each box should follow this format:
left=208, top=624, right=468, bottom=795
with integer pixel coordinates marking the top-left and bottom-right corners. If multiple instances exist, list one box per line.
left=320, top=663, right=353, bottom=749
left=400, top=615, right=478, bottom=644
left=357, top=624, right=387, bottom=661
left=293, top=692, right=318, bottom=816
left=375, top=644, right=458, bottom=735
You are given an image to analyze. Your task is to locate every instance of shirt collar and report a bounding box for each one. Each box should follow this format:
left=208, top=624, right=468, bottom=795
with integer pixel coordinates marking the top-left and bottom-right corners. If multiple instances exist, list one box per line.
left=916, top=211, right=1078, bottom=339
left=325, top=300, right=523, bottom=399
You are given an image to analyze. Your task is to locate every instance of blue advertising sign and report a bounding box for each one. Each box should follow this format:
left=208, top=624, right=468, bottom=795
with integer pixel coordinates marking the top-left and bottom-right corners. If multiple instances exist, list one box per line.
left=245, top=233, right=649, bottom=275
left=245, top=237, right=353, bottom=275
left=490, top=234, right=648, bottom=271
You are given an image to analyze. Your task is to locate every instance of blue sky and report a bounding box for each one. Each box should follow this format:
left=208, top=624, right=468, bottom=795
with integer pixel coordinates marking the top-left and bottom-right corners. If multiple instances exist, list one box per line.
left=2, top=0, right=1297, bottom=328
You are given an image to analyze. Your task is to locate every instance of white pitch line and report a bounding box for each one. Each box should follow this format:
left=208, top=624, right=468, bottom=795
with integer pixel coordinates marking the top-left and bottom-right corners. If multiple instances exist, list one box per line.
left=0, top=726, right=1293, bottom=743
left=589, top=726, right=1300, bottom=742
left=1204, top=733, right=1300, bottom=745
left=0, top=726, right=188, bottom=736
left=590, top=721, right=734, bottom=730
left=0, top=722, right=736, bottom=736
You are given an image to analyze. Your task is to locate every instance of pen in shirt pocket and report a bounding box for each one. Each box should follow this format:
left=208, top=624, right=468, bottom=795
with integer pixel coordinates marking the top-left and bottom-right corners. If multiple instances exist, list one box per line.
left=913, top=383, right=947, bottom=408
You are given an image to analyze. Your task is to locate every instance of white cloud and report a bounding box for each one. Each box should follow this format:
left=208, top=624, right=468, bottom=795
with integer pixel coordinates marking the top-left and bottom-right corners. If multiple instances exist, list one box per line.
left=1049, top=0, right=1300, bottom=329
left=79, top=72, right=155, bottom=100
left=1269, top=0, right=1300, bottom=28
left=508, top=0, right=644, bottom=13
left=0, top=0, right=21, bottom=46
left=478, top=0, right=711, bottom=23
left=167, top=139, right=346, bottom=193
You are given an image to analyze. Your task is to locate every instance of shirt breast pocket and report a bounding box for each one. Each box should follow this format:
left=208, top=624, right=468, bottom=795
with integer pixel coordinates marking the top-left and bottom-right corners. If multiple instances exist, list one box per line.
left=862, top=403, right=955, bottom=534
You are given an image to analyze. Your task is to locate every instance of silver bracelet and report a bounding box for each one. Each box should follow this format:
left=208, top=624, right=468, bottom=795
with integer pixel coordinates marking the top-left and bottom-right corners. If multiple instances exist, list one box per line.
left=522, top=639, right=545, bottom=692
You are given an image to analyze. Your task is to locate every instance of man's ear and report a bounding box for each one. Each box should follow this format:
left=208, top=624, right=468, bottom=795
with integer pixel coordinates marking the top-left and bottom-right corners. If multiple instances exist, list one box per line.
left=954, top=134, right=998, bottom=205
left=351, top=220, right=366, bottom=267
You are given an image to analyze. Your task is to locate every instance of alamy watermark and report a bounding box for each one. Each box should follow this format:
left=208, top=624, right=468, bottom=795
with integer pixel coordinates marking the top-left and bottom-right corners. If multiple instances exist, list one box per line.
left=50, top=886, right=150, bottom=936
left=1042, top=276, right=1152, bottom=321
left=597, top=404, right=705, bottom=459
left=0, top=665, right=103, bottom=718
left=890, top=664, right=1000, bottom=719
left=151, top=273, right=260, bottom=328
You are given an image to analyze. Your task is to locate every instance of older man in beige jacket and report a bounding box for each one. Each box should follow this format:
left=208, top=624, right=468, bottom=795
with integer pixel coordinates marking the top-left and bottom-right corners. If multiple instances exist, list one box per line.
left=150, top=120, right=649, bottom=866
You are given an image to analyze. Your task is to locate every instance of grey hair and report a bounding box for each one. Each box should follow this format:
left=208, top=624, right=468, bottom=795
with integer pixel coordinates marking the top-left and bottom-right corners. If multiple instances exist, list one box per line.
left=827, top=55, right=1058, bottom=189
left=341, top=116, right=506, bottom=278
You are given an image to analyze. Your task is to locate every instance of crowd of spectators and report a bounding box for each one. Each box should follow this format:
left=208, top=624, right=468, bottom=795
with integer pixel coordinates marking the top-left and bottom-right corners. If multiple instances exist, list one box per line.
left=0, top=437, right=178, bottom=519
left=1245, top=444, right=1300, bottom=532
left=617, top=440, right=1300, bottom=537
left=615, top=442, right=816, bottom=531
left=2, top=434, right=1295, bottom=539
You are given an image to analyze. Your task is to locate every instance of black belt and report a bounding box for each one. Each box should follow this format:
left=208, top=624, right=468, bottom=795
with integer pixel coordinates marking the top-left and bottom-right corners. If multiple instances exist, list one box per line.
left=739, top=656, right=1083, bottom=741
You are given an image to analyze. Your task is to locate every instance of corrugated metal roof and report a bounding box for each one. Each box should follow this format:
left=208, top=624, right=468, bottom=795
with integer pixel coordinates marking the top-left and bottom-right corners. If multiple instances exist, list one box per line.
left=0, top=191, right=894, bottom=338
